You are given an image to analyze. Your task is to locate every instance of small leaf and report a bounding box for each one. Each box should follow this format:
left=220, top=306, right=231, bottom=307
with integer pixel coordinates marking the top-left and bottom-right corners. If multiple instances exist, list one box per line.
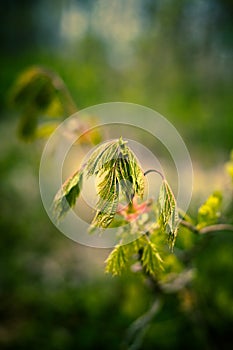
left=141, top=240, right=163, bottom=275
left=158, top=180, right=179, bottom=250
left=105, top=244, right=128, bottom=276
left=52, top=169, right=83, bottom=221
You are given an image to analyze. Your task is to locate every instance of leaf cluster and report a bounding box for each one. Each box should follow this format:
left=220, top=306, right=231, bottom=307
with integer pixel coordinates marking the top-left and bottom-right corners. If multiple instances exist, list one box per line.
left=105, top=235, right=163, bottom=277
left=52, top=138, right=145, bottom=228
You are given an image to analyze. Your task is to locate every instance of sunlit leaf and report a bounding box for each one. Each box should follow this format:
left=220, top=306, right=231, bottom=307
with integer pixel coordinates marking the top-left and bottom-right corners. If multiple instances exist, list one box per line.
left=87, top=138, right=145, bottom=228
left=158, top=180, right=179, bottom=250
left=52, top=169, right=83, bottom=221
left=105, top=244, right=129, bottom=276
left=141, top=240, right=163, bottom=275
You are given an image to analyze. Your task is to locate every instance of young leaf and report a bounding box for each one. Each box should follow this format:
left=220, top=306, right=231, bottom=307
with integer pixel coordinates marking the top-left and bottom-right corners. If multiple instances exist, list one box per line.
left=141, top=240, right=163, bottom=275
left=92, top=167, right=120, bottom=228
left=87, top=138, right=145, bottom=228
left=158, top=180, right=179, bottom=250
left=52, top=169, right=83, bottom=221
left=105, top=244, right=129, bottom=276
left=52, top=138, right=145, bottom=229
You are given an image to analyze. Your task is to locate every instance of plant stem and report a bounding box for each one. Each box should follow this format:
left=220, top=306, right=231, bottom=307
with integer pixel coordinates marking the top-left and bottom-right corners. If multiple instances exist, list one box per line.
left=144, top=169, right=165, bottom=180
left=180, top=220, right=233, bottom=235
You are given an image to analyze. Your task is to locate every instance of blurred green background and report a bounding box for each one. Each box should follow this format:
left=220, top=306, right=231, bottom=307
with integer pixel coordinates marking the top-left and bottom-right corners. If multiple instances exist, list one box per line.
left=0, top=0, right=232, bottom=349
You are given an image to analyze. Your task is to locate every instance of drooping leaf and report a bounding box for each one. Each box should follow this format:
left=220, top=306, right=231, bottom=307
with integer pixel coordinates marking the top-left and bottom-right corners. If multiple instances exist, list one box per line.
left=141, top=240, right=163, bottom=275
left=158, top=180, right=179, bottom=250
left=9, top=65, right=77, bottom=141
left=52, top=138, right=145, bottom=228
left=87, top=138, right=145, bottom=228
left=92, top=166, right=120, bottom=228
left=86, top=140, right=119, bottom=176
left=52, top=169, right=83, bottom=221
left=197, top=191, right=222, bottom=229
left=105, top=244, right=129, bottom=276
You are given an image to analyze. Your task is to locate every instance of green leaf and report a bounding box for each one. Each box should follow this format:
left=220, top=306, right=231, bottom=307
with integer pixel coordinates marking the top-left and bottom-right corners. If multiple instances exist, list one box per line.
left=141, top=240, right=163, bottom=275
left=197, top=191, right=222, bottom=229
left=52, top=138, right=145, bottom=228
left=52, top=169, right=83, bottom=221
left=92, top=167, right=120, bottom=228
left=105, top=244, right=129, bottom=276
left=87, top=138, right=145, bottom=228
left=9, top=65, right=77, bottom=141
left=158, top=180, right=179, bottom=250
left=18, top=107, right=38, bottom=141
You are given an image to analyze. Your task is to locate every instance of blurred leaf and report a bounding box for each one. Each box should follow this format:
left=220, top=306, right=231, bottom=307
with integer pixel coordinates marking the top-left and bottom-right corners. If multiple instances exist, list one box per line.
left=9, top=65, right=77, bottom=141
left=35, top=121, right=60, bottom=139
left=197, top=191, right=222, bottom=229
left=18, top=107, right=38, bottom=140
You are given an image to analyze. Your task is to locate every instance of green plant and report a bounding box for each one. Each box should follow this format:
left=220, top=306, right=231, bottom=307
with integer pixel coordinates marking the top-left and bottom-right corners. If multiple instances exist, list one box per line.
left=50, top=136, right=233, bottom=349
left=10, top=66, right=233, bottom=350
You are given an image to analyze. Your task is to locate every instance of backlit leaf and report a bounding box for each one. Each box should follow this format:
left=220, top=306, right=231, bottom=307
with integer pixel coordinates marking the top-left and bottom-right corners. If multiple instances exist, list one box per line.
left=158, top=180, right=179, bottom=250
left=141, top=240, right=163, bottom=275
left=105, top=244, right=129, bottom=276
left=52, top=169, right=83, bottom=221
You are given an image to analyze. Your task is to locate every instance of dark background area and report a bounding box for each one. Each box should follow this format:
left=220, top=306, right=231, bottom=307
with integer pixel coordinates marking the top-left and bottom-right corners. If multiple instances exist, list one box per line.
left=0, top=0, right=232, bottom=349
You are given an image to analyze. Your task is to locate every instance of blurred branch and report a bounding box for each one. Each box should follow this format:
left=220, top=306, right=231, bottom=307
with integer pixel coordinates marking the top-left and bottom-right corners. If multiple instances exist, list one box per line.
left=124, top=299, right=162, bottom=350
left=180, top=220, right=233, bottom=235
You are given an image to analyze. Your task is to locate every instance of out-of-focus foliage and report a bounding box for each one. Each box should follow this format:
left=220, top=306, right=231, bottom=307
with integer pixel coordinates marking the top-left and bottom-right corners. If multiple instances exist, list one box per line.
left=197, top=191, right=222, bottom=229
left=9, top=66, right=77, bottom=140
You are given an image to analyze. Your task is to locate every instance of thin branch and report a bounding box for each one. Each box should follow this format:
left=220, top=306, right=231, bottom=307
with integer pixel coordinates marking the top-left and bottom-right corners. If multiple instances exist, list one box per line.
left=180, top=220, right=199, bottom=234
left=144, top=169, right=165, bottom=180
left=180, top=220, right=233, bottom=235
left=123, top=299, right=162, bottom=350
left=199, top=224, right=233, bottom=234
